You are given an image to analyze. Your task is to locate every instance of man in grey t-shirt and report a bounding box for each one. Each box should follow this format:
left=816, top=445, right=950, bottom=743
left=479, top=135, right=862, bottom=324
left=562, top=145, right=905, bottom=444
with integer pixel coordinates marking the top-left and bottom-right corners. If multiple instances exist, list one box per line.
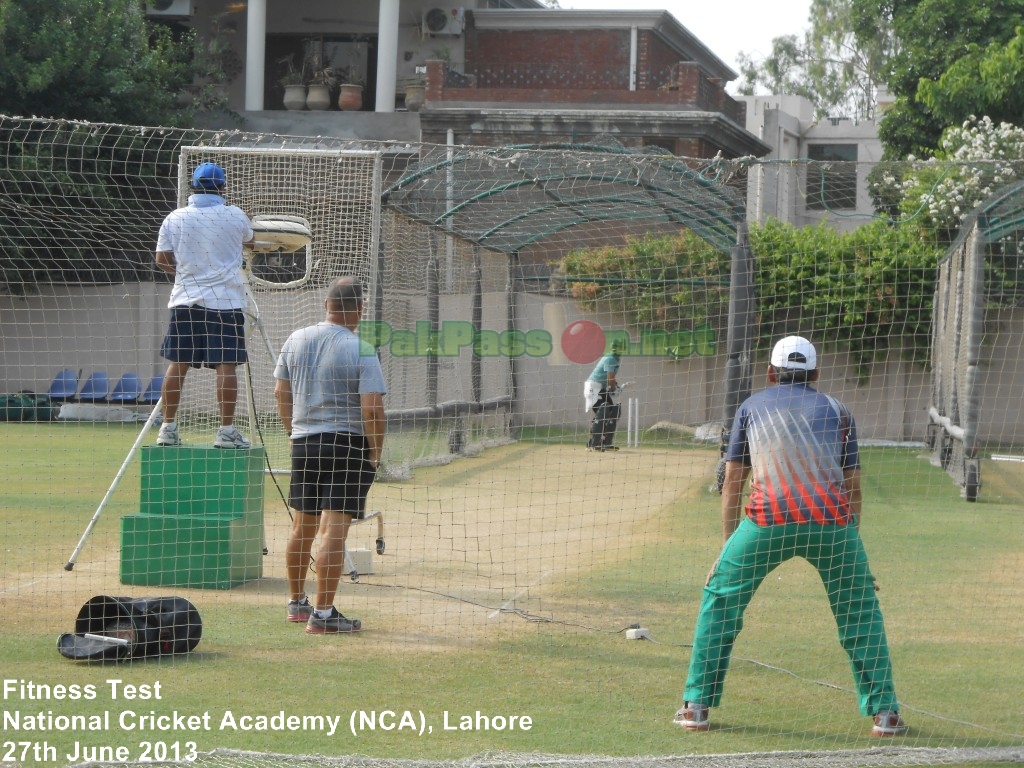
left=274, top=277, right=387, bottom=633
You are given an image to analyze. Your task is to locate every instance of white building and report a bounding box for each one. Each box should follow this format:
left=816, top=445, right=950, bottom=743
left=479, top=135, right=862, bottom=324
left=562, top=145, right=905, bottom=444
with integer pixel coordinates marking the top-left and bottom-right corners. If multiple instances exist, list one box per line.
left=741, top=94, right=884, bottom=233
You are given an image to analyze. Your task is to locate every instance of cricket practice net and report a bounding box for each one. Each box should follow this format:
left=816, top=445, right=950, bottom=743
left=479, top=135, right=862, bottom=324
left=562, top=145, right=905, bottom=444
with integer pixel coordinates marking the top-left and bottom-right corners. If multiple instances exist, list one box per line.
left=0, top=115, right=1022, bottom=768
left=926, top=180, right=1024, bottom=499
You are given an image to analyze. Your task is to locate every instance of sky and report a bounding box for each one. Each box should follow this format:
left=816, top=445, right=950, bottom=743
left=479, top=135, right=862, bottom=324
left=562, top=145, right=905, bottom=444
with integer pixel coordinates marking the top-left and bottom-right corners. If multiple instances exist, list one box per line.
left=556, top=0, right=813, bottom=83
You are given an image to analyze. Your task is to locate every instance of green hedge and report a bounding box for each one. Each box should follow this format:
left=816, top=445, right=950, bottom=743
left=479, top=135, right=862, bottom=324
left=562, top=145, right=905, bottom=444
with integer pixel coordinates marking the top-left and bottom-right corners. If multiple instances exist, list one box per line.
left=556, top=220, right=944, bottom=379
left=750, top=218, right=941, bottom=377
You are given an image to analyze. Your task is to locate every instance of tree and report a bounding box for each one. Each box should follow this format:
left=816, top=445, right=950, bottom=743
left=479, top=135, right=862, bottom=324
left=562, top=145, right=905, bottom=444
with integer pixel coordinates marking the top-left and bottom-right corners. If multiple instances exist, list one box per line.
left=736, top=0, right=890, bottom=121
left=555, top=221, right=942, bottom=379
left=803, top=0, right=892, bottom=120
left=0, top=0, right=200, bottom=126
left=555, top=231, right=731, bottom=333
left=736, top=36, right=815, bottom=104
left=916, top=26, right=1024, bottom=130
left=853, top=0, right=1024, bottom=158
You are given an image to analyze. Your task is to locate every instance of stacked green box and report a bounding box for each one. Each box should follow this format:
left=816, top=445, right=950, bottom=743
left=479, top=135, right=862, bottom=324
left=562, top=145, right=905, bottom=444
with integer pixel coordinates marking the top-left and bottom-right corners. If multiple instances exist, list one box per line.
left=120, top=446, right=265, bottom=589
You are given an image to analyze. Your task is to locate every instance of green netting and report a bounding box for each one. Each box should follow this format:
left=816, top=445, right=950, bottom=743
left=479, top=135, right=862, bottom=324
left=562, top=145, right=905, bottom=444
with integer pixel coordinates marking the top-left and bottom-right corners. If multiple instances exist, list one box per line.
left=382, top=136, right=745, bottom=255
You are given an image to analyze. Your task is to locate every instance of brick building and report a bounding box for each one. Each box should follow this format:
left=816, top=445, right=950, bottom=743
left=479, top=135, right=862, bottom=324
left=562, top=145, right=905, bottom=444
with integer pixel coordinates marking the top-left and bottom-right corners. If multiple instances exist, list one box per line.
left=186, top=1, right=769, bottom=160
left=418, top=9, right=769, bottom=158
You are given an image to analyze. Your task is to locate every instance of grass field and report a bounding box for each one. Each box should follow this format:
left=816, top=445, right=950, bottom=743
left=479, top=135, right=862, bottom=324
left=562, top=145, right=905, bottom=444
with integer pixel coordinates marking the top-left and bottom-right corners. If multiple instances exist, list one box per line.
left=1, top=422, right=1022, bottom=767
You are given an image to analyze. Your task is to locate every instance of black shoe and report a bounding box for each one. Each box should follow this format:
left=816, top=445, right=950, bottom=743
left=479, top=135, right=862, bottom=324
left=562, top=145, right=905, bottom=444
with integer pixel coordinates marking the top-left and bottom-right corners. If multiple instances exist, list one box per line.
left=305, top=607, right=362, bottom=634
left=287, top=596, right=313, bottom=623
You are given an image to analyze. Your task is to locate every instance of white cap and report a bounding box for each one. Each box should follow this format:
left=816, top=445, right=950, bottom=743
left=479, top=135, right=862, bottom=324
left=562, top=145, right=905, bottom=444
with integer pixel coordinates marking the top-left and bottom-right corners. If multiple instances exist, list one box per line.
left=770, top=336, right=816, bottom=371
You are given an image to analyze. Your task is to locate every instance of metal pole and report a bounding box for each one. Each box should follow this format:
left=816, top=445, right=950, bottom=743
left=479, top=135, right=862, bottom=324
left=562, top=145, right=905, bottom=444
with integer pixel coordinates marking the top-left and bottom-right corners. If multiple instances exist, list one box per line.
left=64, top=399, right=163, bottom=570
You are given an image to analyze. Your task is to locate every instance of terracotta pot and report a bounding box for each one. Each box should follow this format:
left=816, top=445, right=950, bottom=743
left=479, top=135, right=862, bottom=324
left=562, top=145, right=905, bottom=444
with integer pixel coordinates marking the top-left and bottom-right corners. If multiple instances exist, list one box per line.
left=306, top=84, right=332, bottom=111
left=283, top=84, right=307, bottom=111
left=337, top=83, right=363, bottom=111
left=404, top=84, right=425, bottom=112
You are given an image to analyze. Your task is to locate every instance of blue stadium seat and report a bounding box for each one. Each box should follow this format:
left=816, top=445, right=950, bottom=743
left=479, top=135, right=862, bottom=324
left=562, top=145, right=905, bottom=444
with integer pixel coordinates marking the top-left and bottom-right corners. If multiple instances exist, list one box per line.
left=47, top=369, right=80, bottom=402
left=109, top=372, right=143, bottom=404
left=77, top=371, right=111, bottom=403
left=139, top=374, right=164, bottom=405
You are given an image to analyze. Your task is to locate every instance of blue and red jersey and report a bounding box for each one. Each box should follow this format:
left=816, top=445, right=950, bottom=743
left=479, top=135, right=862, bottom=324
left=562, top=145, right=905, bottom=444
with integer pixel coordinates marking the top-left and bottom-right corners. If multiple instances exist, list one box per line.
left=725, top=382, right=859, bottom=525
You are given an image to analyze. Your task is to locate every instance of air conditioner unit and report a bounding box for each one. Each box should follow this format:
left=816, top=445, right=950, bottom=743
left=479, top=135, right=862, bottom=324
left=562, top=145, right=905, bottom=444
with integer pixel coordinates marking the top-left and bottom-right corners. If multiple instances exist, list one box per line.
left=422, top=7, right=465, bottom=36
left=146, top=0, right=192, bottom=18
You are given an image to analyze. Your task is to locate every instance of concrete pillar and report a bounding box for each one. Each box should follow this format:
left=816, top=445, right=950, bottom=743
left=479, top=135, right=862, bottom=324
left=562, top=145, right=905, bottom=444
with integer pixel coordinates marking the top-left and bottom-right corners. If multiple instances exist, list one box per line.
left=244, top=0, right=267, bottom=111
left=375, top=0, right=400, bottom=112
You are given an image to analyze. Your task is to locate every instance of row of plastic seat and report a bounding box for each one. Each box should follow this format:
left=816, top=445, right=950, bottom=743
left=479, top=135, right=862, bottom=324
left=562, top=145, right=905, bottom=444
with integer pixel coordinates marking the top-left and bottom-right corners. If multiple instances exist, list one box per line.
left=48, top=369, right=163, bottom=405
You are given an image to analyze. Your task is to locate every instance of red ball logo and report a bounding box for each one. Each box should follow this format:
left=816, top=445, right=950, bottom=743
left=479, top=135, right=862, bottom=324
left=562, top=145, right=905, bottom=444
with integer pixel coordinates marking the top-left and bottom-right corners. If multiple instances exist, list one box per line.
left=561, top=320, right=606, bottom=365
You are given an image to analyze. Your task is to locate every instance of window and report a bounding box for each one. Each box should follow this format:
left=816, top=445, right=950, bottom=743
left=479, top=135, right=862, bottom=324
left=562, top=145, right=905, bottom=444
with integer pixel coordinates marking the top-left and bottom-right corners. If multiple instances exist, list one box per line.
left=806, top=144, right=857, bottom=210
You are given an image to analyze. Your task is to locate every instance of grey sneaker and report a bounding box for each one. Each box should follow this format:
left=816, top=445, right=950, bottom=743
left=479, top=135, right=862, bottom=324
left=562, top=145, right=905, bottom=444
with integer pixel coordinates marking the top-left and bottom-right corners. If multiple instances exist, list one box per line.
left=287, top=596, right=313, bottom=623
left=305, top=607, right=361, bottom=634
left=872, top=710, right=908, bottom=736
left=157, top=423, right=181, bottom=446
left=214, top=426, right=250, bottom=449
left=673, top=702, right=710, bottom=731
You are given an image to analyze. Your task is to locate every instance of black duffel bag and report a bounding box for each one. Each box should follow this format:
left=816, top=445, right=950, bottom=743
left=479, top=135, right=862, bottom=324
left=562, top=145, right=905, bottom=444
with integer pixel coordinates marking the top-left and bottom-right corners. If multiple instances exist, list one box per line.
left=57, top=595, right=202, bottom=661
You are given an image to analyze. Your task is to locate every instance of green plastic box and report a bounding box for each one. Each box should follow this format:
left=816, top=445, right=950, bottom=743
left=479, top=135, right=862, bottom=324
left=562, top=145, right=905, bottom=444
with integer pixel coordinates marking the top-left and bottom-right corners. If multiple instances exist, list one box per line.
left=120, top=446, right=265, bottom=589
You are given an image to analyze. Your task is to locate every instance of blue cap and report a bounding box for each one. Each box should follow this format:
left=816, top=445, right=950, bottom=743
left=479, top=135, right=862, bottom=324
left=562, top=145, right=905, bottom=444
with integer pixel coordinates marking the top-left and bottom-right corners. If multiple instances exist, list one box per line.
left=191, top=162, right=226, bottom=189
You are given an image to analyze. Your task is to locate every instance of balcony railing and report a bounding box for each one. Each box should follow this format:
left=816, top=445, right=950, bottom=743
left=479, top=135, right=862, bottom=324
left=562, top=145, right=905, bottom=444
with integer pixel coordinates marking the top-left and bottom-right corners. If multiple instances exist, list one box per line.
left=425, top=60, right=746, bottom=125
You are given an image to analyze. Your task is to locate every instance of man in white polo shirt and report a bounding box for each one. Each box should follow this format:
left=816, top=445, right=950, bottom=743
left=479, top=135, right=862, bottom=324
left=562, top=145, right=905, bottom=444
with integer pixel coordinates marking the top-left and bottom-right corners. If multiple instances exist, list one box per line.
left=154, top=162, right=254, bottom=449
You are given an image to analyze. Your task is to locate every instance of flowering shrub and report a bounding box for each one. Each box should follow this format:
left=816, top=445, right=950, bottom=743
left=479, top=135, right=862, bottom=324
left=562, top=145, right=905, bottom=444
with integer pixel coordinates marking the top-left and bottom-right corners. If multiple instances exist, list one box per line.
left=870, top=116, right=1024, bottom=238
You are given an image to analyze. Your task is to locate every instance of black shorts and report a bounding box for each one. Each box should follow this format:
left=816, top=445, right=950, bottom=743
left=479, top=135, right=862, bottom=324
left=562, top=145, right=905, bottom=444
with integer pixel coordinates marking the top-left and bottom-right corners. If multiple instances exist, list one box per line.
left=160, top=305, right=247, bottom=368
left=288, top=432, right=375, bottom=517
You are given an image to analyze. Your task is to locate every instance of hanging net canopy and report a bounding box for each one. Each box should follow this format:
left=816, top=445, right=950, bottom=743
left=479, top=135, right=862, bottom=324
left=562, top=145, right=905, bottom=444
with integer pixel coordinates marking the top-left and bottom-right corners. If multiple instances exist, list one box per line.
left=381, top=135, right=747, bottom=256
left=378, top=136, right=757, bottom=484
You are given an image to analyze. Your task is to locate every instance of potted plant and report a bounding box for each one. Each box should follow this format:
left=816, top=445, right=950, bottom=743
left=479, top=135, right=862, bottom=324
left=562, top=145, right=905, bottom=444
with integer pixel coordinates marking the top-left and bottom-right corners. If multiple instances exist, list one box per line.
left=337, top=77, right=364, bottom=111
left=403, top=78, right=426, bottom=112
left=337, top=41, right=367, bottom=111
left=305, top=53, right=337, bottom=110
left=277, top=55, right=307, bottom=111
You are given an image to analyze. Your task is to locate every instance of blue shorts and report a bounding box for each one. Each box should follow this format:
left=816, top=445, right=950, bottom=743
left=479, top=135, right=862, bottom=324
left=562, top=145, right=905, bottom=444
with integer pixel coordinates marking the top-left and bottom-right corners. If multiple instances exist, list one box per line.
left=288, top=432, right=375, bottom=518
left=160, top=305, right=247, bottom=368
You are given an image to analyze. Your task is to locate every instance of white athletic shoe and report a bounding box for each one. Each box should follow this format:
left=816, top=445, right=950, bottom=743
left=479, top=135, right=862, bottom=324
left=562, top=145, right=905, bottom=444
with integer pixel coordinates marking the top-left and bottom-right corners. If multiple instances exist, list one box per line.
left=673, top=702, right=710, bottom=731
left=872, top=710, right=908, bottom=736
left=214, top=426, right=251, bottom=449
left=156, top=423, right=181, bottom=446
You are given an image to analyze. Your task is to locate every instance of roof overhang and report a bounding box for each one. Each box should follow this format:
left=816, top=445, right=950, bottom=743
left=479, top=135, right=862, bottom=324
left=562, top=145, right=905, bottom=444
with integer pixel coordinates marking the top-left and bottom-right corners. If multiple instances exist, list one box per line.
left=420, top=108, right=772, bottom=159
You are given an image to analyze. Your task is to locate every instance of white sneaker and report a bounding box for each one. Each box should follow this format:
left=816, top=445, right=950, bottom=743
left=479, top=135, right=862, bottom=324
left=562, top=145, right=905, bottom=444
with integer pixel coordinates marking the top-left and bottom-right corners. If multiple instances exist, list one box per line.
left=156, top=423, right=181, bottom=446
left=872, top=710, right=908, bottom=736
left=214, top=426, right=251, bottom=449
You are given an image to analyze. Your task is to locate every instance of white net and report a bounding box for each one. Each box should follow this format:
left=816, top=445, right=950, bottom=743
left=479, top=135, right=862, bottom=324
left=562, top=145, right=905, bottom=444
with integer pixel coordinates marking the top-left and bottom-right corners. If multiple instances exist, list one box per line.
left=0, top=115, right=1022, bottom=768
left=168, top=145, right=383, bottom=472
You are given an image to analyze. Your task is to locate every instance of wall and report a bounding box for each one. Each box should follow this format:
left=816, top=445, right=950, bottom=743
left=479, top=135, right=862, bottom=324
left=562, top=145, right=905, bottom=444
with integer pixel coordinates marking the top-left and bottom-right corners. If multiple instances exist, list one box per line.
left=197, top=110, right=421, bottom=142
left=0, top=284, right=167, bottom=394
left=8, top=284, right=1021, bottom=446
left=513, top=294, right=940, bottom=443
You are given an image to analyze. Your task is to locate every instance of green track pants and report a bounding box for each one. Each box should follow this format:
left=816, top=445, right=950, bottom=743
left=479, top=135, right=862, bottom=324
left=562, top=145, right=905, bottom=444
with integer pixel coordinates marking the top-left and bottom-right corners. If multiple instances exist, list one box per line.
left=684, top=518, right=899, bottom=716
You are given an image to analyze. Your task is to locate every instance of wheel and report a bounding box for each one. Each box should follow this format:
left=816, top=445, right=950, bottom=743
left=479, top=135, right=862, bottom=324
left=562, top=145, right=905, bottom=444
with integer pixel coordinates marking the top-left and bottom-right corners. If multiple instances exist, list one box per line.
left=964, top=461, right=980, bottom=502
